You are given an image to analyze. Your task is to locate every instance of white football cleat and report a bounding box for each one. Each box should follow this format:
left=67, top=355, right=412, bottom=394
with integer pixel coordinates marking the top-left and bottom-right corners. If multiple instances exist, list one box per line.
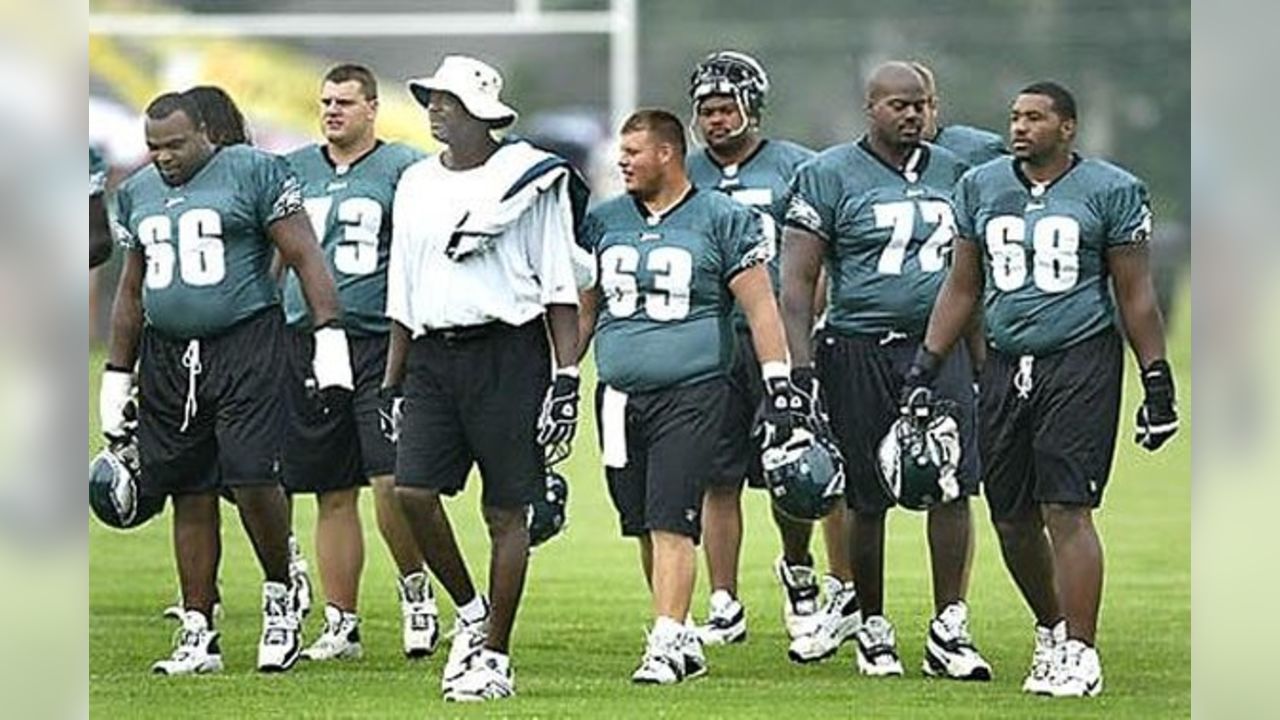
left=922, top=601, right=992, bottom=681
left=301, top=604, right=363, bottom=661
left=288, top=534, right=312, bottom=619
left=775, top=557, right=822, bottom=639
left=854, top=615, right=904, bottom=677
left=397, top=570, right=440, bottom=658
left=441, top=599, right=490, bottom=695
left=788, top=576, right=860, bottom=663
left=151, top=609, right=223, bottom=676
left=679, top=627, right=708, bottom=680
left=444, top=649, right=515, bottom=702
left=631, top=625, right=687, bottom=685
left=695, top=589, right=747, bottom=646
left=1047, top=639, right=1103, bottom=697
left=256, top=581, right=301, bottom=673
left=1022, top=620, right=1066, bottom=694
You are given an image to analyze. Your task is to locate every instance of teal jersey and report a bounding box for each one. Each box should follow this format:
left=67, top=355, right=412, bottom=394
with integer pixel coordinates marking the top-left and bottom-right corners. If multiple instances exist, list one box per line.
left=933, top=124, right=1007, bottom=167
left=687, top=138, right=815, bottom=329
left=785, top=139, right=969, bottom=337
left=90, top=145, right=107, bottom=197
left=113, top=145, right=303, bottom=339
left=582, top=188, right=771, bottom=393
left=282, top=141, right=425, bottom=335
left=953, top=155, right=1153, bottom=355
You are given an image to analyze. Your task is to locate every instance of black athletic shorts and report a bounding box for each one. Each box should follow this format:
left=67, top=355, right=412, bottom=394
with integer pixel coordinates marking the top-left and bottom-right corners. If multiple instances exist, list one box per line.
left=710, top=329, right=765, bottom=489
left=282, top=329, right=396, bottom=494
left=596, top=377, right=731, bottom=541
left=816, top=329, right=980, bottom=514
left=981, top=329, right=1123, bottom=521
left=137, top=308, right=284, bottom=496
left=395, top=319, right=549, bottom=508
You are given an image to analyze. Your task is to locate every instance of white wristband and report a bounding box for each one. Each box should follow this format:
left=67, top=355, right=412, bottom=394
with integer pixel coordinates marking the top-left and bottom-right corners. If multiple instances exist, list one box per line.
left=760, top=361, right=791, bottom=382
left=313, top=326, right=354, bottom=390
left=555, top=365, right=580, bottom=379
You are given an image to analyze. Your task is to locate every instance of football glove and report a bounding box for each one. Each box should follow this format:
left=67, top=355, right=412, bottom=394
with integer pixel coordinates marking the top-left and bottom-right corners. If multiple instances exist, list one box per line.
left=378, top=385, right=404, bottom=444
left=537, top=370, right=580, bottom=447
left=758, top=374, right=801, bottom=450
left=899, top=345, right=942, bottom=418
left=1135, top=359, right=1178, bottom=451
left=310, top=323, right=354, bottom=418
left=99, top=365, right=136, bottom=442
left=791, top=365, right=829, bottom=432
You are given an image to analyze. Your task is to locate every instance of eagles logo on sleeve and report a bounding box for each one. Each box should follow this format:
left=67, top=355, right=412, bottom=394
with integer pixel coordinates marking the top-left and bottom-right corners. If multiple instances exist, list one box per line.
left=271, top=175, right=305, bottom=221
left=785, top=194, right=826, bottom=239
left=1131, top=203, right=1153, bottom=245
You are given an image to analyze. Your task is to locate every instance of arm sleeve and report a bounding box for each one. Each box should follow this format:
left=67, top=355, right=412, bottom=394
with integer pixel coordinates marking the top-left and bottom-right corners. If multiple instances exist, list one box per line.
left=253, top=152, right=305, bottom=226
left=111, top=185, right=137, bottom=249
left=784, top=160, right=838, bottom=241
left=90, top=148, right=107, bottom=197
left=525, top=182, right=582, bottom=305
left=720, top=204, right=773, bottom=285
left=1103, top=178, right=1153, bottom=247
left=575, top=209, right=605, bottom=290
left=951, top=169, right=979, bottom=242
left=385, top=169, right=415, bottom=329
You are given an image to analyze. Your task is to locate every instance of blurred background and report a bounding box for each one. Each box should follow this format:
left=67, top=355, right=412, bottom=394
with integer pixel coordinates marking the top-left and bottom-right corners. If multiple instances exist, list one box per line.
left=89, top=0, right=1191, bottom=343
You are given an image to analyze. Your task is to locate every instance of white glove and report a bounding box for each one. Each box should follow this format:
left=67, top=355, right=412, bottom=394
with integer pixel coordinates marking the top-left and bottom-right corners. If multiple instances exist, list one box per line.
left=99, top=367, right=135, bottom=441
left=312, top=325, right=354, bottom=390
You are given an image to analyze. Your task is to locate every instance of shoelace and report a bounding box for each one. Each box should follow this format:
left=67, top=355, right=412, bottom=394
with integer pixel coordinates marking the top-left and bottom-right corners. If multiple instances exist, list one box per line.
left=179, top=340, right=202, bottom=432
left=1014, top=355, right=1035, bottom=399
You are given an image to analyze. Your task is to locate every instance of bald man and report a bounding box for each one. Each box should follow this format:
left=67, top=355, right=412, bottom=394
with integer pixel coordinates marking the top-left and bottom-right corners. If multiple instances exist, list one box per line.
left=780, top=62, right=991, bottom=679
left=910, top=62, right=1007, bottom=167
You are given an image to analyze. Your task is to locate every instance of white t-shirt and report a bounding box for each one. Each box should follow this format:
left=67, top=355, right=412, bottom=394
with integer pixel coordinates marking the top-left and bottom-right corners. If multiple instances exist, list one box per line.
left=386, top=152, right=582, bottom=335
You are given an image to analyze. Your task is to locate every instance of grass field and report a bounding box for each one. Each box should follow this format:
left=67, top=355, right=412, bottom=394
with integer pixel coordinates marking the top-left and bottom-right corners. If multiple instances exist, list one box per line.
left=88, top=290, right=1190, bottom=719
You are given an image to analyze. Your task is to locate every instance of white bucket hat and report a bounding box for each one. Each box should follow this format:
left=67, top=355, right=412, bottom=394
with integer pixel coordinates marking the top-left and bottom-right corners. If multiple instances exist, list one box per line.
left=407, top=55, right=518, bottom=128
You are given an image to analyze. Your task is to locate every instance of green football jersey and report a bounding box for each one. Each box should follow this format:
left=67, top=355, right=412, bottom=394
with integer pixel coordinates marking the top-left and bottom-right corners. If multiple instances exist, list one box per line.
left=90, top=145, right=107, bottom=197
left=688, top=138, right=815, bottom=329
left=785, top=139, right=969, bottom=337
left=582, top=188, right=771, bottom=393
left=113, top=145, right=303, bottom=339
left=282, top=141, right=425, bottom=335
left=953, top=155, right=1152, bottom=355
left=933, top=124, right=1007, bottom=167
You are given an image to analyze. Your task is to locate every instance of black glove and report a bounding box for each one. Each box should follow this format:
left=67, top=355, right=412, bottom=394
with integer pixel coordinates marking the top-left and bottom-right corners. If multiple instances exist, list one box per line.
left=758, top=375, right=801, bottom=449
left=900, top=345, right=942, bottom=422
left=1135, top=359, right=1178, bottom=451
left=378, top=385, right=404, bottom=444
left=537, top=372, right=580, bottom=446
left=791, top=366, right=829, bottom=432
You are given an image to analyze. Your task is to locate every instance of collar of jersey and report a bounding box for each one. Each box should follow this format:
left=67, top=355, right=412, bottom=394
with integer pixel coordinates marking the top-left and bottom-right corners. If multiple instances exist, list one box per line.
left=856, top=136, right=931, bottom=181
left=1012, top=152, right=1082, bottom=195
left=631, top=185, right=698, bottom=225
left=702, top=137, right=769, bottom=173
left=321, top=139, right=385, bottom=173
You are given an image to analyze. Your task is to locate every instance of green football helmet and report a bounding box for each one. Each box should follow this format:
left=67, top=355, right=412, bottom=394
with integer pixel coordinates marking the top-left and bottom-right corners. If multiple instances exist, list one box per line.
left=761, top=427, right=846, bottom=521
left=89, top=435, right=164, bottom=530
left=877, top=401, right=962, bottom=511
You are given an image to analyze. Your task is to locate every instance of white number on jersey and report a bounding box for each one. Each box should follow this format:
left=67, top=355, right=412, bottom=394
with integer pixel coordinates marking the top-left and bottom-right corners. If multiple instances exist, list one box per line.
left=599, top=245, right=695, bottom=322
left=302, top=196, right=383, bottom=276
left=872, top=200, right=955, bottom=275
left=985, top=215, right=1082, bottom=293
left=139, top=209, right=226, bottom=289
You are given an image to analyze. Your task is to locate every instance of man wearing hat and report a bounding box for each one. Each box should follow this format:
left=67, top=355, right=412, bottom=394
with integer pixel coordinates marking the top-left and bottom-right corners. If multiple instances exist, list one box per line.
left=382, top=55, right=591, bottom=702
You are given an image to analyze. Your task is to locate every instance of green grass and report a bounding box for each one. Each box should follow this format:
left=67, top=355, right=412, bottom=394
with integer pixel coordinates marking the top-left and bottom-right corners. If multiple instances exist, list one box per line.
left=89, top=290, right=1190, bottom=718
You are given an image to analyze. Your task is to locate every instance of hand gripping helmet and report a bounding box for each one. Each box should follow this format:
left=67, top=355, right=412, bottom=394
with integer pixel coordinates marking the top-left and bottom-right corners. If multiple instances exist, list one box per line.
left=877, top=400, right=963, bottom=511
left=761, top=427, right=846, bottom=521
left=90, top=434, right=164, bottom=530
left=528, top=445, right=570, bottom=548
left=689, top=50, right=771, bottom=121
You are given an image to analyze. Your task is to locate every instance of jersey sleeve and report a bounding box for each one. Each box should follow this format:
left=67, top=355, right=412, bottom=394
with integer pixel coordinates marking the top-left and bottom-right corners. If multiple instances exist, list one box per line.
left=720, top=203, right=773, bottom=284
left=385, top=166, right=417, bottom=330
left=576, top=209, right=606, bottom=289
left=89, top=147, right=107, bottom=197
left=523, top=183, right=583, bottom=305
left=251, top=152, right=305, bottom=226
left=111, top=184, right=137, bottom=250
left=784, top=161, right=838, bottom=241
left=951, top=169, right=980, bottom=242
left=1102, top=178, right=1153, bottom=247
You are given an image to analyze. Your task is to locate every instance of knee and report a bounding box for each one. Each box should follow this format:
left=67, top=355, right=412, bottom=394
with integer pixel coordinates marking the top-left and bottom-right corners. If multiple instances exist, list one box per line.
left=704, top=484, right=740, bottom=503
left=1040, top=503, right=1093, bottom=538
left=482, top=505, right=527, bottom=540
left=395, top=485, right=440, bottom=515
left=992, top=510, right=1041, bottom=546
left=318, top=488, right=359, bottom=516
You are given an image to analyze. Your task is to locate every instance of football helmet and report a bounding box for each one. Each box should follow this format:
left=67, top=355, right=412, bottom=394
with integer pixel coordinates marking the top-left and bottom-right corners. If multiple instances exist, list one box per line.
left=528, top=445, right=570, bottom=547
left=689, top=50, right=770, bottom=120
left=761, top=427, right=846, bottom=521
left=877, top=400, right=962, bottom=511
left=89, top=434, right=163, bottom=530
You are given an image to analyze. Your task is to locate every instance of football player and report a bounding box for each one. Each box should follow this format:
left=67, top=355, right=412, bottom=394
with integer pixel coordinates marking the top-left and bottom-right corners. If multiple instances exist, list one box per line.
left=781, top=62, right=991, bottom=679
left=905, top=81, right=1178, bottom=697
left=685, top=50, right=856, bottom=657
left=100, top=91, right=350, bottom=674
left=90, top=145, right=112, bottom=268
left=910, top=62, right=1007, bottom=167
left=578, top=109, right=800, bottom=685
left=279, top=64, right=437, bottom=662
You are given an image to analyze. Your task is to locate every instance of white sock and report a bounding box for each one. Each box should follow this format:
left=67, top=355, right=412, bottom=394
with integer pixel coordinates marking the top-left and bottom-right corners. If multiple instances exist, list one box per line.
left=654, top=615, right=684, bottom=642
left=480, top=648, right=510, bottom=673
left=458, top=595, right=488, bottom=624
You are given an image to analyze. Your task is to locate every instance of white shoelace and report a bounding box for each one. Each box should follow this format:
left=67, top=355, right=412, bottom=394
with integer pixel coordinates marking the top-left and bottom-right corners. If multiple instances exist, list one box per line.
left=179, top=340, right=202, bottom=432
